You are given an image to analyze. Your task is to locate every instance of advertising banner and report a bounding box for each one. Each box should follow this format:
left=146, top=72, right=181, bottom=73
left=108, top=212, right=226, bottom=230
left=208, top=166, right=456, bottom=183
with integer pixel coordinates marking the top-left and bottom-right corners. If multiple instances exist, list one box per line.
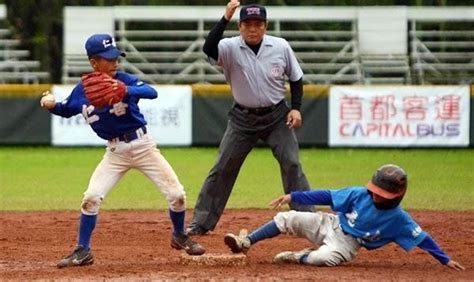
left=51, top=85, right=192, bottom=146
left=329, top=86, right=470, bottom=147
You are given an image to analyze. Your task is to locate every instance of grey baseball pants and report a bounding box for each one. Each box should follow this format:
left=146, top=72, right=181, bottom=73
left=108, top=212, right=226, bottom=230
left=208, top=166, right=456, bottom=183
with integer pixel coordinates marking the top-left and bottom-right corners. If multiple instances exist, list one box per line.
left=191, top=101, right=314, bottom=231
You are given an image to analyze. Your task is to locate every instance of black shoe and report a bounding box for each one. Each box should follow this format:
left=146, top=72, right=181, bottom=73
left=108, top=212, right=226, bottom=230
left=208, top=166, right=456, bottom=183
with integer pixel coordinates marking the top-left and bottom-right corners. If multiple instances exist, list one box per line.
left=57, top=246, right=94, bottom=269
left=171, top=234, right=206, bottom=256
left=185, top=226, right=209, bottom=236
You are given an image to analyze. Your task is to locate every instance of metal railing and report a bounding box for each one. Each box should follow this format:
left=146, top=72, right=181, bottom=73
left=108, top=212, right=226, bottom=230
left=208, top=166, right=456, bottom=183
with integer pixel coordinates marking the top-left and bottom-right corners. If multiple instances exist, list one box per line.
left=410, top=23, right=474, bottom=85
left=64, top=11, right=360, bottom=84
left=62, top=6, right=474, bottom=85
left=0, top=9, right=50, bottom=84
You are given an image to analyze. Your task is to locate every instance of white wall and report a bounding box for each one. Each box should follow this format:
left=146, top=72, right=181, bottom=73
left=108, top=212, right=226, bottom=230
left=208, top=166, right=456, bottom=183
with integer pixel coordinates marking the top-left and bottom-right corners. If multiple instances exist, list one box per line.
left=358, top=7, right=407, bottom=54
left=64, top=7, right=114, bottom=55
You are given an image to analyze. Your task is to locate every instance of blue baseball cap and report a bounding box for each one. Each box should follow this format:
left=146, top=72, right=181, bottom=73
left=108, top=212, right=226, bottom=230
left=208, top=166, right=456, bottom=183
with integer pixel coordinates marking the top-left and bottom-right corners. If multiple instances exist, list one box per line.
left=85, top=34, right=125, bottom=59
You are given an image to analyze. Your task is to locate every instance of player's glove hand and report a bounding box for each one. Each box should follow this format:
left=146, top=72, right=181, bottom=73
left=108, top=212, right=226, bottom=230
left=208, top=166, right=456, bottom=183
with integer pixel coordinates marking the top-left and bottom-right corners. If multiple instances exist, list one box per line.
left=81, top=71, right=127, bottom=109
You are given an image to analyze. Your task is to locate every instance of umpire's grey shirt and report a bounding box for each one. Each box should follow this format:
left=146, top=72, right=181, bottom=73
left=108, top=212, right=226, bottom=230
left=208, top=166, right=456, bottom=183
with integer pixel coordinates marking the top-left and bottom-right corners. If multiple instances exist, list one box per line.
left=212, top=35, right=303, bottom=108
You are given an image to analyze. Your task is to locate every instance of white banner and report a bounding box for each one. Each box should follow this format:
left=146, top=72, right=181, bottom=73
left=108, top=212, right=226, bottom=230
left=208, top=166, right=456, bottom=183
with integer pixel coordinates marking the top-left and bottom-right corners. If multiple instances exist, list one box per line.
left=51, top=85, right=192, bottom=146
left=329, top=86, right=470, bottom=147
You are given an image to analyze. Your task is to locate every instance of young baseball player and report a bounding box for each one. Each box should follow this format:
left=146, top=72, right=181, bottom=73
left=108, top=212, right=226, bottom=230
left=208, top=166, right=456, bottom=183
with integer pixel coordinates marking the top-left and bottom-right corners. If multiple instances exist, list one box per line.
left=224, top=164, right=465, bottom=271
left=40, top=33, right=205, bottom=268
left=187, top=1, right=314, bottom=236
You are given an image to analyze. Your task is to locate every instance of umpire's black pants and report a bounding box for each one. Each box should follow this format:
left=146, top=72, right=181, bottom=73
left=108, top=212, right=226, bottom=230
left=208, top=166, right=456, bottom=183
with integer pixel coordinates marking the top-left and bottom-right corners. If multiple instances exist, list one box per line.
left=190, top=101, right=314, bottom=232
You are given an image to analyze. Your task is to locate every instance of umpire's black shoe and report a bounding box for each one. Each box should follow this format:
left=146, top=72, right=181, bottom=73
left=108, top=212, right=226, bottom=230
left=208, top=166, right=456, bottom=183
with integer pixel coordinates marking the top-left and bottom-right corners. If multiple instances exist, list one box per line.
left=57, top=246, right=94, bottom=269
left=171, top=234, right=206, bottom=256
left=185, top=226, right=209, bottom=236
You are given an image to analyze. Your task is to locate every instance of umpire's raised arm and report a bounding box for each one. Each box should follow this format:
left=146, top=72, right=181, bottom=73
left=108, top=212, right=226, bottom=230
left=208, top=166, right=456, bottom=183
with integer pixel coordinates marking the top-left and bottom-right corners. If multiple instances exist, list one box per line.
left=203, top=0, right=240, bottom=61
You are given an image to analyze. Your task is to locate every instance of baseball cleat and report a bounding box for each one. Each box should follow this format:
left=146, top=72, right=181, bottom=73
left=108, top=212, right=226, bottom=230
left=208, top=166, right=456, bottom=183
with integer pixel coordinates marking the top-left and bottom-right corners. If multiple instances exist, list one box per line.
left=171, top=234, right=206, bottom=256
left=273, top=248, right=313, bottom=264
left=224, top=229, right=251, bottom=254
left=273, top=251, right=300, bottom=264
left=57, top=246, right=94, bottom=268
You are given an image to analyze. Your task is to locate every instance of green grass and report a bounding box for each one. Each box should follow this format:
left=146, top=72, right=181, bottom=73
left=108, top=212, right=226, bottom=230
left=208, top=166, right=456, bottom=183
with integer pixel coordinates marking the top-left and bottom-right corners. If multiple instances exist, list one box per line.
left=0, top=147, right=472, bottom=211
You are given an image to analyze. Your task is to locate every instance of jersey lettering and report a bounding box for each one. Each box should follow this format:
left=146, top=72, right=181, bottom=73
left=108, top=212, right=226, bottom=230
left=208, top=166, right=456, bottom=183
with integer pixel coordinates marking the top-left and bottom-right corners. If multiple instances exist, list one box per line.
left=412, top=226, right=423, bottom=238
left=102, top=38, right=117, bottom=49
left=82, top=104, right=99, bottom=124
left=109, top=102, right=128, bottom=116
left=345, top=209, right=358, bottom=227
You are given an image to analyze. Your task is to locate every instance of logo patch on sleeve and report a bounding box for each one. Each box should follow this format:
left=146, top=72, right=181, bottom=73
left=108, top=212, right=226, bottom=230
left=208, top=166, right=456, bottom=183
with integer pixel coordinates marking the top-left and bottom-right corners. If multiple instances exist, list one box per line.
left=412, top=226, right=422, bottom=238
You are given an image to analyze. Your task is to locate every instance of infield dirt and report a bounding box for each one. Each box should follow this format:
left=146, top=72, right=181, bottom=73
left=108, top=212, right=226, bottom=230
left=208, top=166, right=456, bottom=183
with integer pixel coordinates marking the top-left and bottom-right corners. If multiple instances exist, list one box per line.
left=1, top=209, right=473, bottom=280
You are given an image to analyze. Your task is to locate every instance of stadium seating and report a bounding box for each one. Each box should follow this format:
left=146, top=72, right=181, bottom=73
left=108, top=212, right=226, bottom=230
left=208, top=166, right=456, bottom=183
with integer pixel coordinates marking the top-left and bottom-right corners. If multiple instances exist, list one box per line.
left=112, top=27, right=362, bottom=85
left=59, top=6, right=474, bottom=86
left=361, top=54, right=411, bottom=84
left=410, top=29, right=474, bottom=84
left=0, top=6, right=49, bottom=84
left=63, top=14, right=363, bottom=85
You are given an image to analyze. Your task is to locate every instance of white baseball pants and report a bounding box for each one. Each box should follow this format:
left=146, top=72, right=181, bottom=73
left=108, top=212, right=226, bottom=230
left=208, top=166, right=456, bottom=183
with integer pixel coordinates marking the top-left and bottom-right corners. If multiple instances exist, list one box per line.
left=81, top=133, right=186, bottom=215
left=273, top=211, right=360, bottom=266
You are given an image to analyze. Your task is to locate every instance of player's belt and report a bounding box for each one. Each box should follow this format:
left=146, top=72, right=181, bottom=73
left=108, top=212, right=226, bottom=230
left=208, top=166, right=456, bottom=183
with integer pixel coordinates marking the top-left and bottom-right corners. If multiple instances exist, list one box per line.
left=110, top=126, right=147, bottom=143
left=235, top=100, right=284, bottom=115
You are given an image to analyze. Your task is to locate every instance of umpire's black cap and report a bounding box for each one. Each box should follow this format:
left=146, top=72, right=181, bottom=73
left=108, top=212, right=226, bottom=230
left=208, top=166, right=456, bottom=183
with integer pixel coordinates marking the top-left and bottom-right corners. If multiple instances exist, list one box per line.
left=240, top=4, right=267, bottom=21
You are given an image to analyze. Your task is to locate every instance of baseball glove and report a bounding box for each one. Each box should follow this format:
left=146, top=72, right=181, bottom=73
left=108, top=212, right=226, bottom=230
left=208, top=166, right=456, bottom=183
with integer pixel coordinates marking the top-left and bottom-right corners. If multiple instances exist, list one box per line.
left=81, top=72, right=127, bottom=108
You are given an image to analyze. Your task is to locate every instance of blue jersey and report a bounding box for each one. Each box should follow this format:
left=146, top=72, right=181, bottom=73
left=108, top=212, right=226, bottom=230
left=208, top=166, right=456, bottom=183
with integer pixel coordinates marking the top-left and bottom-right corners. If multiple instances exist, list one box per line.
left=331, top=187, right=427, bottom=251
left=49, top=71, right=157, bottom=140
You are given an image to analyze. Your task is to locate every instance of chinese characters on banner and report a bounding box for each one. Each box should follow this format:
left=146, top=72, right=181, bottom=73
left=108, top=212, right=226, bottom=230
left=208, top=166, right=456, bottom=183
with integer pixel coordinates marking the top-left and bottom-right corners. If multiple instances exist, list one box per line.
left=329, top=86, right=470, bottom=147
left=51, top=85, right=192, bottom=146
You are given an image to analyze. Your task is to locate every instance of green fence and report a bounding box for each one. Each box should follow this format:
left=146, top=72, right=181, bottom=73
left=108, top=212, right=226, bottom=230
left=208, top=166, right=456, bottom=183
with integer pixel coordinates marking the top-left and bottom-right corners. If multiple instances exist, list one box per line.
left=1, top=84, right=472, bottom=147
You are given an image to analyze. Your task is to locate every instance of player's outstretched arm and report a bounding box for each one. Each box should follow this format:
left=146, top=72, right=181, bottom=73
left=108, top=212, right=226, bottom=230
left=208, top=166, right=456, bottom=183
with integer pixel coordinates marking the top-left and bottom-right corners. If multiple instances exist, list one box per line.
left=271, top=191, right=332, bottom=208
left=417, top=234, right=465, bottom=271
left=446, top=260, right=465, bottom=271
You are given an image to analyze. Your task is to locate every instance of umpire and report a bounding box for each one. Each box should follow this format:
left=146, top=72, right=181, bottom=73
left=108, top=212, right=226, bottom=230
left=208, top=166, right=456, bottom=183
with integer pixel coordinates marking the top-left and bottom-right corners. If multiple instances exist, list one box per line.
left=187, top=1, right=314, bottom=236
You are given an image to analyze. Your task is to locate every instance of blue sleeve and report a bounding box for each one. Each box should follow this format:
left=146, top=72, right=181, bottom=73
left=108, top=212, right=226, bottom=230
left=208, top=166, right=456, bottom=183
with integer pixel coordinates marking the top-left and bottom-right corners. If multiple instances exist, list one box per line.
left=120, top=73, right=157, bottom=99
left=330, top=187, right=359, bottom=213
left=417, top=234, right=450, bottom=265
left=49, top=84, right=86, bottom=118
left=290, top=190, right=332, bottom=205
left=393, top=211, right=427, bottom=251
left=127, top=82, right=157, bottom=99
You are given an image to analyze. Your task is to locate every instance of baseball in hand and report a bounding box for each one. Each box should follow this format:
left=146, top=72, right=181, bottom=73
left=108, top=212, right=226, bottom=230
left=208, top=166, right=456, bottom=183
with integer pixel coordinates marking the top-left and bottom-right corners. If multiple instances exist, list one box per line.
left=224, top=0, right=240, bottom=20
left=40, top=91, right=55, bottom=109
